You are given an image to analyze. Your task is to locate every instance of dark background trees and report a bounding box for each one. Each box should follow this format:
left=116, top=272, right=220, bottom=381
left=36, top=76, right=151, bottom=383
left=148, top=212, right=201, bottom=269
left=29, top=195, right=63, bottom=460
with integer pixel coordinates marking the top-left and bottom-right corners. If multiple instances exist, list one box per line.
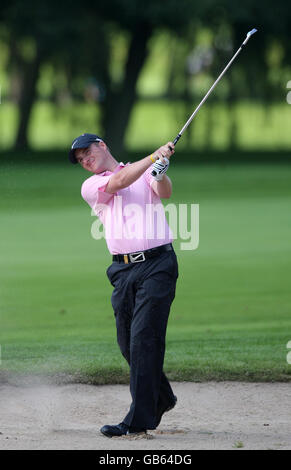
left=0, top=0, right=290, bottom=154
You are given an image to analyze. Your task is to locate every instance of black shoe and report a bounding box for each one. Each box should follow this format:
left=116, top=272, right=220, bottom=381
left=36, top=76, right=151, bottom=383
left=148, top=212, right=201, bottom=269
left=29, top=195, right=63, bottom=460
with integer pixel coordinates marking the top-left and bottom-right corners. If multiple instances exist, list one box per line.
left=156, top=395, right=177, bottom=428
left=127, top=426, right=147, bottom=436
left=100, top=422, right=128, bottom=438
left=100, top=422, right=147, bottom=438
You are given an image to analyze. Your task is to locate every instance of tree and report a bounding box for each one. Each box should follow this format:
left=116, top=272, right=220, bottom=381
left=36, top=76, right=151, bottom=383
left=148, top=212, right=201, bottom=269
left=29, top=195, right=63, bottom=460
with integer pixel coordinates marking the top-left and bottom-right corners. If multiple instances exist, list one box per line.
left=2, top=0, right=291, bottom=152
left=1, top=1, right=89, bottom=149
left=79, top=0, right=201, bottom=153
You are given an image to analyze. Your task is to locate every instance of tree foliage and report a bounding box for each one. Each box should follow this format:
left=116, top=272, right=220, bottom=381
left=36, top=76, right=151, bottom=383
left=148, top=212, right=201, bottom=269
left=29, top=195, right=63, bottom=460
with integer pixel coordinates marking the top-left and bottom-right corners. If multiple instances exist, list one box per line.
left=0, top=0, right=291, bottom=151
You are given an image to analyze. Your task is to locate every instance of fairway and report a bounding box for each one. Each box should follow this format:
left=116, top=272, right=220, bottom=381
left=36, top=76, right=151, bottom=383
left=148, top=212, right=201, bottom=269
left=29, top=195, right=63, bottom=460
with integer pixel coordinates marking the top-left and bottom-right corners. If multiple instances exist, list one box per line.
left=1, top=161, right=291, bottom=382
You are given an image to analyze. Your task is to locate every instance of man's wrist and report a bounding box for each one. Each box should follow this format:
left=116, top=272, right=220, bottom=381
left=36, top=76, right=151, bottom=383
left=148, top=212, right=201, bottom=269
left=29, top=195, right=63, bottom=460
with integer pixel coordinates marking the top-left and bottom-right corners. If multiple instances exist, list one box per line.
left=149, top=154, right=158, bottom=163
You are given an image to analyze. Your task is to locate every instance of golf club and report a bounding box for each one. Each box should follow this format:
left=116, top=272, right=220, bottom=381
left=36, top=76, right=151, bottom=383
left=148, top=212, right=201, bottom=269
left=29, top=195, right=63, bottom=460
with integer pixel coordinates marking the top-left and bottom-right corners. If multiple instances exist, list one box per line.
left=151, top=28, right=258, bottom=176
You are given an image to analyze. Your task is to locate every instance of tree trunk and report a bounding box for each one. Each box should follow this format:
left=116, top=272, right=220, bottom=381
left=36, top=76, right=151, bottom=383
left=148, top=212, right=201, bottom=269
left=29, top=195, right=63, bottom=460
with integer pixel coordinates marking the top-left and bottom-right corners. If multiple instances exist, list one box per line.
left=102, top=22, right=153, bottom=156
left=14, top=46, right=42, bottom=150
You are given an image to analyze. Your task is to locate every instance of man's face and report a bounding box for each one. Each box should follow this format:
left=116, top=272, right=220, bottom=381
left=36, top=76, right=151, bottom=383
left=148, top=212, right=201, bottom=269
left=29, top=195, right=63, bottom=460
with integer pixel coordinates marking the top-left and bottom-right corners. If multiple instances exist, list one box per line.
left=75, top=142, right=107, bottom=173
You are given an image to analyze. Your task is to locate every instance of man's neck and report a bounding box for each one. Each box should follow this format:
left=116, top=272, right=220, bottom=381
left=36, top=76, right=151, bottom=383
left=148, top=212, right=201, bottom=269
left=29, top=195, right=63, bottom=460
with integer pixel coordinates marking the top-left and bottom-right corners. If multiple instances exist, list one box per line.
left=96, top=156, right=119, bottom=174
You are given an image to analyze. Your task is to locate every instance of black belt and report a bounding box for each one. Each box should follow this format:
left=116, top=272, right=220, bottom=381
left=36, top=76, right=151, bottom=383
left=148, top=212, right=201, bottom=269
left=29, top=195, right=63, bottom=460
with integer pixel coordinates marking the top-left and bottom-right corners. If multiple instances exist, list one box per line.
left=112, top=243, right=173, bottom=264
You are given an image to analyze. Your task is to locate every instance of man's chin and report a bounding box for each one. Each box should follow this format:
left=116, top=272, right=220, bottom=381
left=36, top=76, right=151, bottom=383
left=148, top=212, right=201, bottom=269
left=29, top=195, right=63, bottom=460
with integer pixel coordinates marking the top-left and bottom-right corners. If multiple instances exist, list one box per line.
left=85, top=166, right=96, bottom=173
left=85, top=164, right=102, bottom=173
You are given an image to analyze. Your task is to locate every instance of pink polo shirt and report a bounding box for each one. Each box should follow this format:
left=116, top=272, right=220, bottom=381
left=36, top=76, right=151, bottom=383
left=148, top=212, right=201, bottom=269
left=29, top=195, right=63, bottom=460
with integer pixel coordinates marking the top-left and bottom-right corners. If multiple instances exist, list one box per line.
left=81, top=162, right=173, bottom=254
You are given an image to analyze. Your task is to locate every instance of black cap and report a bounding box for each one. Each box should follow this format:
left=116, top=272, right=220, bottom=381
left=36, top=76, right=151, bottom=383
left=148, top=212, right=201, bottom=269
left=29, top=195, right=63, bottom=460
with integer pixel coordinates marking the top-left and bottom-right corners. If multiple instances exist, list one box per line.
left=69, top=133, right=103, bottom=164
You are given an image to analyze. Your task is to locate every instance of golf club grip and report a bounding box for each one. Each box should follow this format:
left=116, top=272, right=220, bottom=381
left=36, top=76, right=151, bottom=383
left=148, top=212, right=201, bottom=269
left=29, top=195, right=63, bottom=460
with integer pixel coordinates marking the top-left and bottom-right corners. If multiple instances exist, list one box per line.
left=173, top=133, right=182, bottom=146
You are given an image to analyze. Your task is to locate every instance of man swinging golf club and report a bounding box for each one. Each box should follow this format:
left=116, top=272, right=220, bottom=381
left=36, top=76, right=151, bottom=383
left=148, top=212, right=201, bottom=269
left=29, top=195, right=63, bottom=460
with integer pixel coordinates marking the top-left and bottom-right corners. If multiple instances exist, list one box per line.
left=69, top=27, right=257, bottom=438
left=69, top=134, right=178, bottom=437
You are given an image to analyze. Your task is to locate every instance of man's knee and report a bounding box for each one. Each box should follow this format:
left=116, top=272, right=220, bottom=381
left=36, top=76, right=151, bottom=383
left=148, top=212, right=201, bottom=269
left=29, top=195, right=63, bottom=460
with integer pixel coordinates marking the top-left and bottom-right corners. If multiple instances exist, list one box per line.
left=116, top=328, right=131, bottom=363
left=131, top=327, right=165, bottom=353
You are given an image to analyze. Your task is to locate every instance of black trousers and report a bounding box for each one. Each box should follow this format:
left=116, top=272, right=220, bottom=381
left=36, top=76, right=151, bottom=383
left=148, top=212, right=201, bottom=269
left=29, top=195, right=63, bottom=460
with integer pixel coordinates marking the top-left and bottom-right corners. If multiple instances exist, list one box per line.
left=106, top=249, right=178, bottom=430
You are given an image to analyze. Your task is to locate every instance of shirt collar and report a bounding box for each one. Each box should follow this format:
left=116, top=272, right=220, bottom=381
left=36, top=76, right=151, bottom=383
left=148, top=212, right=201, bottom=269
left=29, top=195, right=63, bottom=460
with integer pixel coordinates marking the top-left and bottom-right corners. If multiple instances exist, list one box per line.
left=97, top=162, right=126, bottom=176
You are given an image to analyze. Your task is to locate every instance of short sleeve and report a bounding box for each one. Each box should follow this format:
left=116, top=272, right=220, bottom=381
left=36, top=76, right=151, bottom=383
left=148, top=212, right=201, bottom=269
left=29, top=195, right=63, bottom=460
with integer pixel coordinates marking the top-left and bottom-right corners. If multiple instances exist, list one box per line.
left=81, top=174, right=114, bottom=209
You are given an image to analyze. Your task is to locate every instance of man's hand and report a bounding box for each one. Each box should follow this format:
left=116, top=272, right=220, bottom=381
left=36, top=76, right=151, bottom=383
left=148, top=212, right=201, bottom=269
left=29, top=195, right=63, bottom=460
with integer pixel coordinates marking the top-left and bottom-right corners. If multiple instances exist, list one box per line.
left=152, top=142, right=175, bottom=164
left=151, top=142, right=175, bottom=180
left=152, top=157, right=170, bottom=181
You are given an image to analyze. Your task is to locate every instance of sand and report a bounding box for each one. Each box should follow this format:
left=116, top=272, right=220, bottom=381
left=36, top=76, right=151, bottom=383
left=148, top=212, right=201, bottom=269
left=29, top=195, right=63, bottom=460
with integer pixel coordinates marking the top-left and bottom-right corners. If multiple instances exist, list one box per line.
left=0, top=377, right=290, bottom=450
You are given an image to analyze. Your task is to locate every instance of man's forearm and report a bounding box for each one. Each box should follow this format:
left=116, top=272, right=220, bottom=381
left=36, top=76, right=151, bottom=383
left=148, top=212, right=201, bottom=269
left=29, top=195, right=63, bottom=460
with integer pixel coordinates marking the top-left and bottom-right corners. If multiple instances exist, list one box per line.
left=106, top=155, right=153, bottom=193
left=151, top=175, right=172, bottom=199
left=106, top=142, right=175, bottom=194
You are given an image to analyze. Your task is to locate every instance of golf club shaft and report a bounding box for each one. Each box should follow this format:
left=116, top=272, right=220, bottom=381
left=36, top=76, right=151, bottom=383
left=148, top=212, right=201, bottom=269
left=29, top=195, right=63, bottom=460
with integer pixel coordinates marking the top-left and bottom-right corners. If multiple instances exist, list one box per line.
left=173, top=47, right=242, bottom=145
left=151, top=29, right=257, bottom=176
left=172, top=29, right=258, bottom=146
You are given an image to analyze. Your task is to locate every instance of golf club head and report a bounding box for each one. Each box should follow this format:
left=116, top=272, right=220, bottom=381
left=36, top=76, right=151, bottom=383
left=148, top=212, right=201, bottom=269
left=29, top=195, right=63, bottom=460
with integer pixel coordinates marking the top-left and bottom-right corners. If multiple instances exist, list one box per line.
left=247, top=28, right=258, bottom=37
left=243, top=28, right=258, bottom=45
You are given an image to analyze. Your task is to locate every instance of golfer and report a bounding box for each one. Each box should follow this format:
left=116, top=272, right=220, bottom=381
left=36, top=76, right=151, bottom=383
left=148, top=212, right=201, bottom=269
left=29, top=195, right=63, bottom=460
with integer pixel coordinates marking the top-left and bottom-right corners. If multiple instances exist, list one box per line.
left=69, top=134, right=178, bottom=437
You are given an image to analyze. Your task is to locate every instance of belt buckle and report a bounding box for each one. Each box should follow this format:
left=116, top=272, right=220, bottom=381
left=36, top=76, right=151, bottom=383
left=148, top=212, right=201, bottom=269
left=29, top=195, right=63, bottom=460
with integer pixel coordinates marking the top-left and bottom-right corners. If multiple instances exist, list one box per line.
left=129, top=251, right=146, bottom=263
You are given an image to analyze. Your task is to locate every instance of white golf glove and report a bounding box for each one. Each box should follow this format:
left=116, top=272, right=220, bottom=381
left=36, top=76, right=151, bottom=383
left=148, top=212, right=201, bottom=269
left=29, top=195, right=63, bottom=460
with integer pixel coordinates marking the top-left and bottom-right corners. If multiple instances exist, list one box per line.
left=151, top=157, right=170, bottom=181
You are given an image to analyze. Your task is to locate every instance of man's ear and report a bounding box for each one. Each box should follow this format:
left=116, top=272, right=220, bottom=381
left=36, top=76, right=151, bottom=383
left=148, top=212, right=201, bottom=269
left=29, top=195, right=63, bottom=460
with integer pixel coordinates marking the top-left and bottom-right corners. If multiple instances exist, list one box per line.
left=75, top=148, right=83, bottom=160
left=98, top=141, right=107, bottom=150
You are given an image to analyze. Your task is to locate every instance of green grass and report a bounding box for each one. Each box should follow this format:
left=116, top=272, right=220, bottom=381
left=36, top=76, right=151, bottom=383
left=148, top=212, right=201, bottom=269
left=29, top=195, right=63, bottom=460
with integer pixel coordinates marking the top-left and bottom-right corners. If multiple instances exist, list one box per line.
left=0, top=161, right=291, bottom=383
